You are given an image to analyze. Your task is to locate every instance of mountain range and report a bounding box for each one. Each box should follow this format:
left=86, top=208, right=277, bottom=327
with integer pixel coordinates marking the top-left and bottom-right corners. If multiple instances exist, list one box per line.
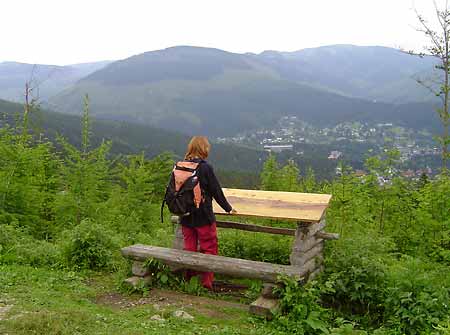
left=0, top=45, right=443, bottom=137
left=255, top=45, right=438, bottom=103
left=0, top=60, right=112, bottom=102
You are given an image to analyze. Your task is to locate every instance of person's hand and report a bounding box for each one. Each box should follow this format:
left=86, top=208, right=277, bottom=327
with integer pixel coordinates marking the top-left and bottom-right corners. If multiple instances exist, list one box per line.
left=228, top=208, right=237, bottom=215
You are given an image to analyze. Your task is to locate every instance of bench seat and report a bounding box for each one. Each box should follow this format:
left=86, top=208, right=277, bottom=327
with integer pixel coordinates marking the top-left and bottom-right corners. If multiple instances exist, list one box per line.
left=121, top=244, right=316, bottom=283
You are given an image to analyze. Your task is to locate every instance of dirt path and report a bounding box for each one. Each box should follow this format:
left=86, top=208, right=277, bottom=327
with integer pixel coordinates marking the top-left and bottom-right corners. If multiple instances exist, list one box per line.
left=0, top=295, right=13, bottom=320
left=95, top=288, right=248, bottom=319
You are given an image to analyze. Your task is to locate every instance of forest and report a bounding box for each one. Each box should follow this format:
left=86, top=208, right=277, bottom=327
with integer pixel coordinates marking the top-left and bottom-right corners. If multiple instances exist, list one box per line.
left=0, top=97, right=450, bottom=335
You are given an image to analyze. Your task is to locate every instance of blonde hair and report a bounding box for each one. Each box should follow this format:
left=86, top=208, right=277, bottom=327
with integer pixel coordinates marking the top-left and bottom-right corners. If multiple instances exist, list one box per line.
left=185, top=136, right=211, bottom=160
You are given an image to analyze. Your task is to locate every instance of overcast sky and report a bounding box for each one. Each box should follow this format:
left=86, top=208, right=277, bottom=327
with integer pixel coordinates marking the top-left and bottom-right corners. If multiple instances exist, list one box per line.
left=0, top=0, right=442, bottom=65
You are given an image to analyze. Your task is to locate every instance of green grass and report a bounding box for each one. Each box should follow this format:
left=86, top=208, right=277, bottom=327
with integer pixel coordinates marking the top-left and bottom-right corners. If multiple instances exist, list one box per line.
left=0, top=264, right=271, bottom=335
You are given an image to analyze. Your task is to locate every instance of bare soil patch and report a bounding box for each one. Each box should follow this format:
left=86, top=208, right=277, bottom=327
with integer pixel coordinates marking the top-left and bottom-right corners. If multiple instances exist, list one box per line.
left=95, top=288, right=247, bottom=319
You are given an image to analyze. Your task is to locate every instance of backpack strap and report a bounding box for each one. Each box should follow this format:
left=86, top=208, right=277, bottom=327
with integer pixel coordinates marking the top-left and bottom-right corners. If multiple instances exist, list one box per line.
left=161, top=168, right=174, bottom=223
left=176, top=161, right=200, bottom=171
left=161, top=185, right=169, bottom=223
left=175, top=165, right=197, bottom=173
left=160, top=199, right=165, bottom=223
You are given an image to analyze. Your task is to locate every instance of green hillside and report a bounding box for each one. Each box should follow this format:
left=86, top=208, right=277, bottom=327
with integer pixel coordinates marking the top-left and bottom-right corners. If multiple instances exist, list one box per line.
left=1, top=98, right=356, bottom=180
left=49, top=46, right=436, bottom=137
left=83, top=46, right=253, bottom=84
left=0, top=98, right=266, bottom=173
left=257, top=45, right=438, bottom=103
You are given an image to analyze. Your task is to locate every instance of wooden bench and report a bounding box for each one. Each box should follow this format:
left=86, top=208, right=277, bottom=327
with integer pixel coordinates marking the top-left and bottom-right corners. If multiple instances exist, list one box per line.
left=121, top=188, right=336, bottom=317
left=121, top=245, right=308, bottom=282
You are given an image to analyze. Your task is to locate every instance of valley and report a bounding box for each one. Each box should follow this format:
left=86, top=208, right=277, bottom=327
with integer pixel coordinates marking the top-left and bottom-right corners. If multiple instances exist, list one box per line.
left=0, top=44, right=445, bottom=179
left=218, top=116, right=441, bottom=174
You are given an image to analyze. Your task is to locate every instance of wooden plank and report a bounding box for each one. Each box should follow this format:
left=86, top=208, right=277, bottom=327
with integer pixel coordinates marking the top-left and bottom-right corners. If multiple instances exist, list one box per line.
left=121, top=244, right=306, bottom=283
left=290, top=221, right=325, bottom=262
left=213, top=188, right=332, bottom=223
left=249, top=296, right=280, bottom=319
left=296, top=255, right=320, bottom=276
left=172, top=224, right=184, bottom=250
left=261, top=283, right=281, bottom=299
left=216, top=221, right=296, bottom=236
left=291, top=236, right=323, bottom=254
left=290, top=242, right=324, bottom=267
left=170, top=224, right=186, bottom=271
left=219, top=188, right=332, bottom=204
left=316, top=231, right=340, bottom=240
left=173, top=215, right=295, bottom=236
left=297, top=221, right=326, bottom=237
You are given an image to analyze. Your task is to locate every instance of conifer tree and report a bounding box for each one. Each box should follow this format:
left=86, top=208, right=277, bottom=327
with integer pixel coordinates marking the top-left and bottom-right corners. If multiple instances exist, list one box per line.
left=279, top=159, right=300, bottom=192
left=301, top=167, right=317, bottom=193
left=260, top=154, right=280, bottom=191
left=55, top=95, right=112, bottom=225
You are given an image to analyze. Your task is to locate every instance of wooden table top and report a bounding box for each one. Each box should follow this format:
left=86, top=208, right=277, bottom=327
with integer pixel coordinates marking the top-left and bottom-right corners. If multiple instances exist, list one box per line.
left=213, top=188, right=332, bottom=223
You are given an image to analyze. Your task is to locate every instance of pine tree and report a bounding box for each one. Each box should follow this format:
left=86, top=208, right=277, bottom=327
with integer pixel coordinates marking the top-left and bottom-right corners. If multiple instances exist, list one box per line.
left=54, top=95, right=112, bottom=225
left=279, top=160, right=300, bottom=192
left=260, top=154, right=280, bottom=191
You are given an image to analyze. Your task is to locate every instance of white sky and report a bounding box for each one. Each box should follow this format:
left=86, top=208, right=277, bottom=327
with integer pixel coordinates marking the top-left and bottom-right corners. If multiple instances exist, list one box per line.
left=0, top=0, right=443, bottom=65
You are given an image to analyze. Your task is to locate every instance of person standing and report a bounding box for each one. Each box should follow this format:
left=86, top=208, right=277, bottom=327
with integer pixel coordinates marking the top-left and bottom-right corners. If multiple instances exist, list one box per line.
left=180, top=136, right=236, bottom=289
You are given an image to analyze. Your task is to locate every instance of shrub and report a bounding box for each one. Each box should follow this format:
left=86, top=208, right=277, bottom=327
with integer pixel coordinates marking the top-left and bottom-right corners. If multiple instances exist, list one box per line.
left=323, top=233, right=450, bottom=333
left=61, top=219, right=120, bottom=270
left=323, top=233, right=393, bottom=323
left=383, top=257, right=450, bottom=334
left=270, top=276, right=330, bottom=334
left=0, top=224, right=61, bottom=266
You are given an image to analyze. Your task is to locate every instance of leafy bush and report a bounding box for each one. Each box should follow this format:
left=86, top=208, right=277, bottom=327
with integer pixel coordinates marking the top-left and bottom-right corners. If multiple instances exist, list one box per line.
left=270, top=276, right=330, bottom=335
left=383, top=257, right=450, bottom=334
left=323, top=233, right=450, bottom=333
left=329, top=323, right=369, bottom=335
left=0, top=224, right=61, bottom=266
left=323, top=233, right=393, bottom=323
left=61, top=219, right=120, bottom=270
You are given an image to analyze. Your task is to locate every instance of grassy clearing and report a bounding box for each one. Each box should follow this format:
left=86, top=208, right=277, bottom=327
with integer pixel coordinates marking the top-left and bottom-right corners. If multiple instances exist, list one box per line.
left=0, top=264, right=271, bottom=335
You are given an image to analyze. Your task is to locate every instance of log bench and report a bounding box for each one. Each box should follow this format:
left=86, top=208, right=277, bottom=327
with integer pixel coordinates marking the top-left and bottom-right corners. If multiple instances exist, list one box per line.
left=121, top=188, right=337, bottom=318
left=121, top=244, right=309, bottom=282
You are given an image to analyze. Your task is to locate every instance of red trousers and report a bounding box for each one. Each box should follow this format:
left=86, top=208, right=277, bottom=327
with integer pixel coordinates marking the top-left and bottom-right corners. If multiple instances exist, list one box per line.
left=181, top=222, right=218, bottom=289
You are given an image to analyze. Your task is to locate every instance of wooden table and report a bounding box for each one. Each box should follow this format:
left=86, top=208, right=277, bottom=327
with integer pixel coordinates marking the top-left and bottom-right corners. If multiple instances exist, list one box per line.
left=213, top=188, right=332, bottom=223
left=122, top=188, right=336, bottom=318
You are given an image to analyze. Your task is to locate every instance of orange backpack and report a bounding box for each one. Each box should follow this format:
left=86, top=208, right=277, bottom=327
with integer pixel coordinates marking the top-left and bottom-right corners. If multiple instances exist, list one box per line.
left=161, top=161, right=203, bottom=222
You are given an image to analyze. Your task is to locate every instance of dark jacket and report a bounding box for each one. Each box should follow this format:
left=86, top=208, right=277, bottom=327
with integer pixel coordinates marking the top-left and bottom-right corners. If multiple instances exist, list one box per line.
left=180, top=158, right=232, bottom=227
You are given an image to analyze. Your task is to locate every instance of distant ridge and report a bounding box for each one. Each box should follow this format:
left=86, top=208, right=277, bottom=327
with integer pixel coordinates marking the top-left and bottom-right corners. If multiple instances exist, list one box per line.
left=48, top=45, right=439, bottom=136
left=0, top=60, right=113, bottom=102
left=1, top=45, right=441, bottom=137
left=256, top=44, right=438, bottom=103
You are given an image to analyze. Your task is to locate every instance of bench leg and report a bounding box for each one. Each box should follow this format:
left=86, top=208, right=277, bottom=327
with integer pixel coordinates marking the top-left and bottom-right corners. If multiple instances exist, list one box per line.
left=123, top=260, right=153, bottom=289
left=123, top=275, right=152, bottom=289
left=132, top=260, right=150, bottom=277
left=173, top=223, right=184, bottom=250
left=169, top=224, right=186, bottom=272
left=249, top=283, right=281, bottom=319
left=290, top=218, right=327, bottom=280
left=249, top=296, right=280, bottom=319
